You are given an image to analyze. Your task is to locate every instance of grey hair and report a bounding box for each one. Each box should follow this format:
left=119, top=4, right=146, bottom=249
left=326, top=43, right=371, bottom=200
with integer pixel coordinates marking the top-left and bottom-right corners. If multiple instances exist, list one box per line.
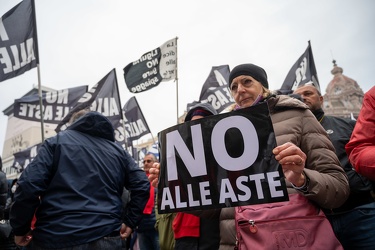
left=69, top=109, right=90, bottom=124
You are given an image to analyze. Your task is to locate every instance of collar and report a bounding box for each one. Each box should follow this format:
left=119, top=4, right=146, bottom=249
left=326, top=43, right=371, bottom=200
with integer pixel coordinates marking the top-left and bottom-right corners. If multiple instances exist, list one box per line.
left=312, top=108, right=325, bottom=123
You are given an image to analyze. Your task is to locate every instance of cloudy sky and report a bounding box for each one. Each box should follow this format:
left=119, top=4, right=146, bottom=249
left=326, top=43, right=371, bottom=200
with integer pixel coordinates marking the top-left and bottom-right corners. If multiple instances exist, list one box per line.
left=0, top=0, right=374, bottom=154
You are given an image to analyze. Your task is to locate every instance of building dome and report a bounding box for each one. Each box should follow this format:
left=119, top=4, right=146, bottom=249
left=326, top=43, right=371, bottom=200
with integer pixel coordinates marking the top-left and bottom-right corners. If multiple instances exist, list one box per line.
left=323, top=60, right=364, bottom=118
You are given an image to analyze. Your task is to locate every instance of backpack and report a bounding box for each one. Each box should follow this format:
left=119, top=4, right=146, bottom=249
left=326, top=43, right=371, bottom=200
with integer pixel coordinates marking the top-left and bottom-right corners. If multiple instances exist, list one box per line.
left=235, top=193, right=343, bottom=250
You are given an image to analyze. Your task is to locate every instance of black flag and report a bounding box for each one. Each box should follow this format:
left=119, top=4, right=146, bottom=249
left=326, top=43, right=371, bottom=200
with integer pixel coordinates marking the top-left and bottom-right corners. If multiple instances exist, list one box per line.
left=55, top=69, right=123, bottom=145
left=13, top=85, right=87, bottom=123
left=187, top=65, right=234, bottom=113
left=0, top=0, right=38, bottom=82
left=11, top=142, right=41, bottom=173
left=124, top=38, right=177, bottom=93
left=123, top=96, right=151, bottom=143
left=278, top=41, right=320, bottom=94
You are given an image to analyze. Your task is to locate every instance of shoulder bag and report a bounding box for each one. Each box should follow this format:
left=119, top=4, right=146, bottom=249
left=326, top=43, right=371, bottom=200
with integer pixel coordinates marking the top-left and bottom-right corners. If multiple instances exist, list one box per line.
left=235, top=193, right=343, bottom=250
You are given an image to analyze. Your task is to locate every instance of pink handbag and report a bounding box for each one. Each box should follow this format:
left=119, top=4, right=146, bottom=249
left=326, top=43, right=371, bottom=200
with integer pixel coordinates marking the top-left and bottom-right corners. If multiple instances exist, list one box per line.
left=235, top=193, right=343, bottom=250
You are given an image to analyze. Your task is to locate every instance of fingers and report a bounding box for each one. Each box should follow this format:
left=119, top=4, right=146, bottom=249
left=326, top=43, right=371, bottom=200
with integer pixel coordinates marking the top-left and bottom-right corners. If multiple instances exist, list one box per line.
left=273, top=142, right=306, bottom=166
left=148, top=163, right=160, bottom=188
left=120, top=224, right=133, bottom=239
left=150, top=178, right=158, bottom=188
left=152, top=162, right=160, bottom=170
left=273, top=142, right=306, bottom=186
left=15, top=234, right=33, bottom=246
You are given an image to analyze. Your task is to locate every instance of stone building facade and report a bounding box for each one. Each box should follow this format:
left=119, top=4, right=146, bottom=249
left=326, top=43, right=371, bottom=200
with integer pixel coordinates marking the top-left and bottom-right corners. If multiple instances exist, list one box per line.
left=323, top=60, right=364, bottom=118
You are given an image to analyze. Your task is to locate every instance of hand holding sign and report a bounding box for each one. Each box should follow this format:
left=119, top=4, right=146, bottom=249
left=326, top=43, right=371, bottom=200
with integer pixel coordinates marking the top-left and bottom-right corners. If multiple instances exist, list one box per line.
left=272, top=142, right=307, bottom=187
left=157, top=103, right=289, bottom=214
left=148, top=163, right=160, bottom=188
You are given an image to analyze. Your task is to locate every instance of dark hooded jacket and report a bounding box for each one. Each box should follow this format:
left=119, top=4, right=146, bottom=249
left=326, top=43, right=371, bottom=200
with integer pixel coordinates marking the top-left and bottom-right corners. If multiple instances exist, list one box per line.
left=10, top=111, right=150, bottom=248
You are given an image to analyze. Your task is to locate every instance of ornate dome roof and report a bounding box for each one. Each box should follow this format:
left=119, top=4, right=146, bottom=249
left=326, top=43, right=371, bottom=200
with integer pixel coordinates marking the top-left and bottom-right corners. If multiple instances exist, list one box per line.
left=323, top=60, right=364, bottom=118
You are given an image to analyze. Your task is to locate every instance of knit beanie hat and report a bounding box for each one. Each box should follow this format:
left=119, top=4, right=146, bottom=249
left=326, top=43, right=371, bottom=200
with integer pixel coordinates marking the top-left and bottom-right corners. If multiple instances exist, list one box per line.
left=185, top=103, right=217, bottom=122
left=229, top=63, right=268, bottom=89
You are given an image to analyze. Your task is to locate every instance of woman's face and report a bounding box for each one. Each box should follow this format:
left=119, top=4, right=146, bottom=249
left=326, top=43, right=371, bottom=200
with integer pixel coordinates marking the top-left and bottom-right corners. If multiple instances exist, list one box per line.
left=230, top=75, right=264, bottom=108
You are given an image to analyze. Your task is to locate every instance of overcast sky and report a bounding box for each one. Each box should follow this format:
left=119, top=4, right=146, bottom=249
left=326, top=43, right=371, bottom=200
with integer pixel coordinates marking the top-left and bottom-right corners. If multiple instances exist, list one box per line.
left=0, top=0, right=374, bottom=155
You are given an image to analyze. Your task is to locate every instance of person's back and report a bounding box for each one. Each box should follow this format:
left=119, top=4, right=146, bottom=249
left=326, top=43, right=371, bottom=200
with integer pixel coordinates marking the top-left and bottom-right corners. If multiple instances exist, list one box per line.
left=10, top=111, right=150, bottom=249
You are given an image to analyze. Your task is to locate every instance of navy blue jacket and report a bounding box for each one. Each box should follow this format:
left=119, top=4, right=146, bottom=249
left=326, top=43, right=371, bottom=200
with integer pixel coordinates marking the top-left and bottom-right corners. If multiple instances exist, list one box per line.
left=10, top=112, right=150, bottom=248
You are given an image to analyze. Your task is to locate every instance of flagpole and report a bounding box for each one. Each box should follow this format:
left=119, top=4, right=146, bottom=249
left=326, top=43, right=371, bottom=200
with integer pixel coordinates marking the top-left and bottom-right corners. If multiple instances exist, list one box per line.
left=31, top=0, right=45, bottom=142
left=113, top=68, right=128, bottom=149
left=122, top=109, right=129, bottom=149
left=175, top=36, right=179, bottom=124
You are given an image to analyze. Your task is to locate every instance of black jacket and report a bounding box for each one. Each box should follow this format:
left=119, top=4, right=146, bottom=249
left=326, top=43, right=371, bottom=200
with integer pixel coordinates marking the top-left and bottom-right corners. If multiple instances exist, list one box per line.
left=314, top=109, right=374, bottom=212
left=10, top=111, right=150, bottom=248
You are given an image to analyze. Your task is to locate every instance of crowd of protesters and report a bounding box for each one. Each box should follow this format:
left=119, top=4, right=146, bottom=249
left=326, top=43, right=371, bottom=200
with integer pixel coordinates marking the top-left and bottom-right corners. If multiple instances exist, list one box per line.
left=1, top=65, right=374, bottom=250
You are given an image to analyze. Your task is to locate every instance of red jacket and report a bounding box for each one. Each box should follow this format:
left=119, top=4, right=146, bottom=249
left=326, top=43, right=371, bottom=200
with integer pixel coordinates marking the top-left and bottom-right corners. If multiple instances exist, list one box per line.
left=346, top=86, right=375, bottom=180
left=172, top=212, right=200, bottom=239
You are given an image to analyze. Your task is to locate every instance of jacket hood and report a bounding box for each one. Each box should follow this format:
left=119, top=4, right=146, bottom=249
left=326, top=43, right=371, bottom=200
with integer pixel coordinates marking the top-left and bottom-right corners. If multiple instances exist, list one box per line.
left=185, top=102, right=217, bottom=122
left=267, top=94, right=309, bottom=112
left=67, top=111, right=115, bottom=141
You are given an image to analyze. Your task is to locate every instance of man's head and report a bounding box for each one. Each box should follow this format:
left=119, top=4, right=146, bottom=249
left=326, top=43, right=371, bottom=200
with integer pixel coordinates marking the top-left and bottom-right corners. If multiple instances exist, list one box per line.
left=143, top=153, right=157, bottom=174
left=294, top=84, right=323, bottom=112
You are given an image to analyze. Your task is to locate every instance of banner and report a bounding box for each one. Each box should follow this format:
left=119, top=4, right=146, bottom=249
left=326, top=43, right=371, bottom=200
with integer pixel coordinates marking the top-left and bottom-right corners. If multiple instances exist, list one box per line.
left=11, top=142, right=41, bottom=173
left=147, top=141, right=159, bottom=160
left=187, top=65, right=234, bottom=113
left=13, top=85, right=88, bottom=123
left=157, top=102, right=288, bottom=214
left=123, top=96, right=151, bottom=143
left=0, top=0, right=38, bottom=82
left=55, top=69, right=124, bottom=146
left=124, top=38, right=177, bottom=93
left=278, top=41, right=320, bottom=94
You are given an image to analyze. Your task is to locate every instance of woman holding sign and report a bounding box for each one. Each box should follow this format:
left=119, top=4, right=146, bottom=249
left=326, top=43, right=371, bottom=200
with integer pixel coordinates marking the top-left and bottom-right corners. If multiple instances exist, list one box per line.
left=217, top=63, right=349, bottom=249
left=150, top=63, right=349, bottom=250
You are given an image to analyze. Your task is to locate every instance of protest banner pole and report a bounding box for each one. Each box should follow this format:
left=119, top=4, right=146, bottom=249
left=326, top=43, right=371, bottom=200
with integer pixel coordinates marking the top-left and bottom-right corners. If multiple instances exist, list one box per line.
left=113, top=69, right=129, bottom=149
left=175, top=36, right=179, bottom=124
left=31, top=0, right=45, bottom=142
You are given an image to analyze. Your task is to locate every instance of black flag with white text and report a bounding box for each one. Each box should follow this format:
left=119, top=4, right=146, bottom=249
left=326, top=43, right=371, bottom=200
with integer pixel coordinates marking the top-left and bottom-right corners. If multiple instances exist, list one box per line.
left=0, top=0, right=38, bottom=82
left=187, top=65, right=234, bottom=114
left=55, top=69, right=123, bottom=146
left=123, top=96, right=151, bottom=144
left=11, top=142, right=41, bottom=173
left=13, top=85, right=88, bottom=123
left=278, top=41, right=320, bottom=94
left=124, top=38, right=177, bottom=93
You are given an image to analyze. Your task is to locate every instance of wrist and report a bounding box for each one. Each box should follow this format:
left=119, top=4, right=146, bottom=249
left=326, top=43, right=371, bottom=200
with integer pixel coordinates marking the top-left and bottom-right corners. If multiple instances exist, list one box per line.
left=291, top=173, right=310, bottom=194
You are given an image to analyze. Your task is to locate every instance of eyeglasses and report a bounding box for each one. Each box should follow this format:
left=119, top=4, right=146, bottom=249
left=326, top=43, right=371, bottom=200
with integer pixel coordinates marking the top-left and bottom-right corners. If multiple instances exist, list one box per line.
left=143, top=159, right=154, bottom=164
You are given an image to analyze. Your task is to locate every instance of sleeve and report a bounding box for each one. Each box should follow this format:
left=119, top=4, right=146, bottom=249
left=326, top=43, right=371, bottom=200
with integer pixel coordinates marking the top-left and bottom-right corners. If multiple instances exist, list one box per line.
left=346, top=87, right=375, bottom=181
left=10, top=138, right=56, bottom=235
left=121, top=151, right=150, bottom=230
left=299, top=110, right=350, bottom=209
